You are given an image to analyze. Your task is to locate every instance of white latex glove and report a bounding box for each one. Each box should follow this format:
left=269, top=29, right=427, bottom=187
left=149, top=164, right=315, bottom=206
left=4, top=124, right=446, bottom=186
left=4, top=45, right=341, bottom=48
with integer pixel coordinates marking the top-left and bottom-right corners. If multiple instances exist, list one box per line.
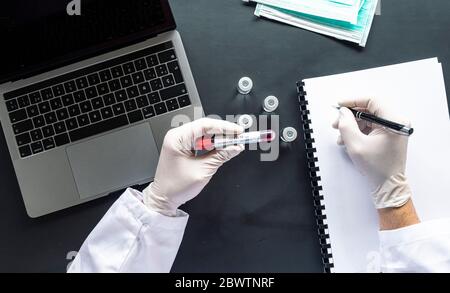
left=332, top=97, right=412, bottom=209
left=144, top=118, right=244, bottom=216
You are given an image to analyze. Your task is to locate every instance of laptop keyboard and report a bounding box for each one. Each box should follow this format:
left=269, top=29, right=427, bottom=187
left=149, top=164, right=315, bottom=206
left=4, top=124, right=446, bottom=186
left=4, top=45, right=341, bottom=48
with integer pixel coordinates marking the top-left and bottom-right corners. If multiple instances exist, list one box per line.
left=3, top=41, right=192, bottom=158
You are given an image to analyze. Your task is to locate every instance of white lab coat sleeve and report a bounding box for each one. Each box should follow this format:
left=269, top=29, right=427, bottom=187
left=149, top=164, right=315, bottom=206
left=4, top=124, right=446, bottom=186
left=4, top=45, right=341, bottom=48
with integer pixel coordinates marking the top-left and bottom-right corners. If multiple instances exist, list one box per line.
left=379, top=218, right=450, bottom=272
left=67, top=188, right=189, bottom=273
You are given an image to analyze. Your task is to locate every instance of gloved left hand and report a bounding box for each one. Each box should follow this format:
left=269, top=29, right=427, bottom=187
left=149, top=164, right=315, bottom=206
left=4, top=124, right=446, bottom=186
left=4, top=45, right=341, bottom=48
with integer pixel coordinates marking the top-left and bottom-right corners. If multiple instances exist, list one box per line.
left=144, top=118, right=244, bottom=216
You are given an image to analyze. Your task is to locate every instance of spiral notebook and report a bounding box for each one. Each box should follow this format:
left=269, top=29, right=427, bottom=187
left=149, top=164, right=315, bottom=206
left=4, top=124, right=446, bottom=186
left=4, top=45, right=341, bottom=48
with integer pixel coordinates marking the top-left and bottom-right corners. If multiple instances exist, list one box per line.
left=297, top=58, right=450, bottom=272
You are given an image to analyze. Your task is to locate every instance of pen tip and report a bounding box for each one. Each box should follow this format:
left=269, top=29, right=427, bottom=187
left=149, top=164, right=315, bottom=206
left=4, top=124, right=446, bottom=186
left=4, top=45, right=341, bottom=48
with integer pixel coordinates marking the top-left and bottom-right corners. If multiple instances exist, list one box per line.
left=332, top=105, right=341, bottom=110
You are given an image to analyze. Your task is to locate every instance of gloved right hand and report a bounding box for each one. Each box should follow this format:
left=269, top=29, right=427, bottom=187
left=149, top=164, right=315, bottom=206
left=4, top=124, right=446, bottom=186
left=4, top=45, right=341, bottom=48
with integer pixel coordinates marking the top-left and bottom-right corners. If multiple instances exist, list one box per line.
left=332, top=97, right=412, bottom=209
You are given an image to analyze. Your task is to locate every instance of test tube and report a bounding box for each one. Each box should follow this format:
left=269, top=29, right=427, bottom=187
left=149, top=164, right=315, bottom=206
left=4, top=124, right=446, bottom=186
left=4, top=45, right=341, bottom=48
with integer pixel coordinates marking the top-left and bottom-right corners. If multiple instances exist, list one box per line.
left=281, top=127, right=297, bottom=142
left=237, top=77, right=253, bottom=95
left=238, top=114, right=254, bottom=130
left=263, top=96, right=279, bottom=112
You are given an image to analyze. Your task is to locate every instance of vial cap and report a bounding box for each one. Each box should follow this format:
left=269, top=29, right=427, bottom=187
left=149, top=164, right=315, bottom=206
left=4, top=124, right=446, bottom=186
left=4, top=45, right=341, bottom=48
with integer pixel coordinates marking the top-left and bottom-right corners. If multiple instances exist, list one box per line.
left=238, top=114, right=254, bottom=129
left=263, top=96, right=279, bottom=112
left=282, top=127, right=298, bottom=142
left=238, top=77, right=253, bottom=94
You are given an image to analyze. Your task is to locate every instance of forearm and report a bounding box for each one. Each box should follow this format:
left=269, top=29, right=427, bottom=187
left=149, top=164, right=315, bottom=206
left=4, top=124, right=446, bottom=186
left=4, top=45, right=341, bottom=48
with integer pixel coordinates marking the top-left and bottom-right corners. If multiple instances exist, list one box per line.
left=377, top=199, right=420, bottom=231
left=68, top=188, right=188, bottom=273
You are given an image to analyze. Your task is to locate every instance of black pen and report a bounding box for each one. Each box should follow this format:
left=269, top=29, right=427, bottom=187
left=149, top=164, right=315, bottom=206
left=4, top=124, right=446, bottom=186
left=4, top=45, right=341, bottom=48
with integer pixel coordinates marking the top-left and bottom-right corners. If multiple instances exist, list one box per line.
left=334, top=106, right=414, bottom=136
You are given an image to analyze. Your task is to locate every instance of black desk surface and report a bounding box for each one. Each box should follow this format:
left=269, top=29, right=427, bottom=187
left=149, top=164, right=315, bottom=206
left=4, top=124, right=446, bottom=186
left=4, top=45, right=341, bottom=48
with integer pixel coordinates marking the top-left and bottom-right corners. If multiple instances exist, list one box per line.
left=1, top=0, right=449, bottom=272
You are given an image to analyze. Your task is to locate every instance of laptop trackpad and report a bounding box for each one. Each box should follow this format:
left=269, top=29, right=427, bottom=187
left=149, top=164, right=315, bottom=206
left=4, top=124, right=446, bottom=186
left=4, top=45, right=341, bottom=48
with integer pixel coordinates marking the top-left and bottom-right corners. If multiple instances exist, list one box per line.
left=67, top=123, right=159, bottom=199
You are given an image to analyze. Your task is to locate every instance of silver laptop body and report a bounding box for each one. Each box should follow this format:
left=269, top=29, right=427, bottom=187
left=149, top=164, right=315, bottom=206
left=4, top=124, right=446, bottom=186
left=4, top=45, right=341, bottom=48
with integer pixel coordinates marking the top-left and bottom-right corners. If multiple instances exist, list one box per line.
left=0, top=1, right=202, bottom=217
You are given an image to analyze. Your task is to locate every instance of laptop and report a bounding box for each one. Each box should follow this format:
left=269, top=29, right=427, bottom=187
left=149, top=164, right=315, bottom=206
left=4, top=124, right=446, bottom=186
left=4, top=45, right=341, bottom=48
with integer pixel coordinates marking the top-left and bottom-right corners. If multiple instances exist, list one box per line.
left=0, top=0, right=203, bottom=217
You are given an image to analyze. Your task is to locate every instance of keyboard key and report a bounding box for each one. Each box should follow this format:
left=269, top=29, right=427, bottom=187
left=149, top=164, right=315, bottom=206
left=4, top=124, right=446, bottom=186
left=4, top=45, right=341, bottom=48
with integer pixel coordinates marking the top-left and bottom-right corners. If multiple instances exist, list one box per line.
left=38, top=101, right=51, bottom=114
left=178, top=95, right=191, bottom=108
left=56, top=108, right=69, bottom=121
left=6, top=99, right=19, bottom=112
left=112, top=103, right=126, bottom=115
left=89, top=110, right=102, bottom=123
left=154, top=102, right=167, bottom=115
left=76, top=77, right=89, bottom=89
left=16, top=132, right=31, bottom=146
left=158, top=49, right=177, bottom=63
left=19, top=145, right=32, bottom=158
left=136, top=96, right=149, bottom=108
left=142, top=106, right=155, bottom=119
left=17, top=95, right=30, bottom=108
left=123, top=62, right=136, bottom=74
left=9, top=109, right=27, bottom=123
left=111, top=66, right=124, bottom=78
left=13, top=119, right=33, bottom=135
left=30, top=129, right=43, bottom=141
left=160, top=83, right=187, bottom=100
left=74, top=90, right=86, bottom=103
left=169, top=63, right=187, bottom=82
left=54, top=133, right=70, bottom=147
left=27, top=105, right=40, bottom=117
left=124, top=99, right=137, bottom=112
left=31, top=141, right=44, bottom=154
left=50, top=97, right=63, bottom=110
left=144, top=68, right=157, bottom=80
left=162, top=75, right=175, bottom=87
left=147, top=92, right=160, bottom=104
left=53, top=121, right=66, bottom=134
left=100, top=106, right=114, bottom=119
left=42, top=125, right=55, bottom=137
left=166, top=98, right=179, bottom=111
left=65, top=118, right=78, bottom=130
left=33, top=115, right=45, bottom=128
left=52, top=85, right=65, bottom=97
left=103, top=93, right=116, bottom=106
left=128, top=110, right=143, bottom=123
left=108, top=79, right=121, bottom=91
left=155, top=64, right=168, bottom=77
left=77, top=114, right=90, bottom=127
left=42, top=138, right=56, bottom=150
left=64, top=81, right=77, bottom=93
left=134, top=58, right=147, bottom=71
left=132, top=72, right=145, bottom=84
left=44, top=112, right=57, bottom=125
left=92, top=97, right=104, bottom=110
left=87, top=73, right=100, bottom=86
left=99, top=69, right=112, bottom=82
left=97, top=83, right=109, bottom=95
left=150, top=78, right=163, bottom=91
left=120, top=75, right=133, bottom=88
left=62, top=94, right=75, bottom=106
left=41, top=88, right=53, bottom=100
left=68, top=104, right=82, bottom=117
left=85, top=86, right=98, bottom=99
left=138, top=82, right=152, bottom=95
left=126, top=86, right=139, bottom=99
left=69, top=115, right=128, bottom=142
left=115, top=90, right=127, bottom=102
left=29, top=92, right=42, bottom=104
left=146, top=55, right=159, bottom=67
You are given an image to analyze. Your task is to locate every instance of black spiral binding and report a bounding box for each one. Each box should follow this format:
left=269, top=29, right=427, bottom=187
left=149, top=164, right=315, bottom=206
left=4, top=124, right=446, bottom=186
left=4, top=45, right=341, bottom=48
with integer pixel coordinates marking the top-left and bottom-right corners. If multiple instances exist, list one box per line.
left=297, top=81, right=334, bottom=273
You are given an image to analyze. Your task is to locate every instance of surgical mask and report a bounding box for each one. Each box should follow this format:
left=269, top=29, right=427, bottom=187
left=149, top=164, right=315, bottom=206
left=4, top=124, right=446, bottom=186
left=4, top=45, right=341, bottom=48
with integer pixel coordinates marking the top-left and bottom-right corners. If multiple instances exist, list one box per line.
left=254, top=0, right=379, bottom=47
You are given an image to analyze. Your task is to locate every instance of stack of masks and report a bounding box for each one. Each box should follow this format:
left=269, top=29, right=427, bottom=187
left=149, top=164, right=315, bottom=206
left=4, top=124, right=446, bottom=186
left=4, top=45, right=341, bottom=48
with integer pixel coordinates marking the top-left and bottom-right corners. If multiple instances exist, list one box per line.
left=250, top=0, right=379, bottom=47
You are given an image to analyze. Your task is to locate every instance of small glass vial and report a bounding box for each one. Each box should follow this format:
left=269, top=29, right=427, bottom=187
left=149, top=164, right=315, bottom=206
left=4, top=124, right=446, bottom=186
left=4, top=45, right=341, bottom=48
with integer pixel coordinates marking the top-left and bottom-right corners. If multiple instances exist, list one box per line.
left=238, top=114, right=253, bottom=130
left=263, top=95, right=279, bottom=112
left=237, top=77, right=253, bottom=95
left=281, top=127, right=297, bottom=142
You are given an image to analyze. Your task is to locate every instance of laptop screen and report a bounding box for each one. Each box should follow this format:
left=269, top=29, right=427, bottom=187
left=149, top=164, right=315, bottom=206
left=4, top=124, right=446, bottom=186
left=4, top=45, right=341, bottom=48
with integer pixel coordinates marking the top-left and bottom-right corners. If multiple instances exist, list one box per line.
left=0, top=0, right=175, bottom=83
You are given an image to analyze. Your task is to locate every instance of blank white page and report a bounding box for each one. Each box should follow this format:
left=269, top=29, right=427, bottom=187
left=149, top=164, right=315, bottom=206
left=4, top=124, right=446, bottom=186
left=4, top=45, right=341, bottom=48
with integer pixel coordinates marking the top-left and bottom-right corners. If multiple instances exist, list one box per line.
left=303, top=58, right=450, bottom=272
